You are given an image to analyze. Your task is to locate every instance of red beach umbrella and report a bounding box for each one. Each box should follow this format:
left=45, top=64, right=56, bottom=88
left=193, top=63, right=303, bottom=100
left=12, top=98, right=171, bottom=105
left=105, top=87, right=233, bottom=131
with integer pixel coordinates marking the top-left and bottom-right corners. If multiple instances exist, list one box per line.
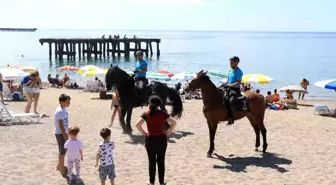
left=57, top=66, right=79, bottom=72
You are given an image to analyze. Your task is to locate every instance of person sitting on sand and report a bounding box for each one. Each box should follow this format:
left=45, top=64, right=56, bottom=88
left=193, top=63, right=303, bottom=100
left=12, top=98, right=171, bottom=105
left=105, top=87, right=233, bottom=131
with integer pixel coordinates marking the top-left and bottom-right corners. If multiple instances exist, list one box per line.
left=256, top=89, right=264, bottom=98
left=63, top=73, right=70, bottom=84
left=109, top=88, right=121, bottom=127
left=47, top=74, right=53, bottom=84
left=55, top=74, right=63, bottom=88
left=136, top=95, right=177, bottom=185
left=265, top=91, right=274, bottom=105
left=285, top=90, right=294, bottom=100
left=273, top=89, right=280, bottom=102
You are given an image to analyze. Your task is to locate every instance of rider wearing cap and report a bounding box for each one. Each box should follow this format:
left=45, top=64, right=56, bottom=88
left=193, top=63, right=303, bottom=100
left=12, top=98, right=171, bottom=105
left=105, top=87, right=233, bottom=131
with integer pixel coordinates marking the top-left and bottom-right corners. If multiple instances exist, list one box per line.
left=134, top=51, right=149, bottom=103
left=222, top=56, right=243, bottom=125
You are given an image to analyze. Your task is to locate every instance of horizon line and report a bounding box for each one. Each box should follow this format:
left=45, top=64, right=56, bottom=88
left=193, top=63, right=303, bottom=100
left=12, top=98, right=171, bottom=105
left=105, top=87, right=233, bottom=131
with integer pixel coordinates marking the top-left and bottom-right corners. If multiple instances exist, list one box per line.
left=33, top=28, right=336, bottom=34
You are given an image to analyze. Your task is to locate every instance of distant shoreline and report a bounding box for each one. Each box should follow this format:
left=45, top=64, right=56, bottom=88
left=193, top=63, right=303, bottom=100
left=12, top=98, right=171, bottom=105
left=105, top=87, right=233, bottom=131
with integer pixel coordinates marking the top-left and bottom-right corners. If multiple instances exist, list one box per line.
left=0, top=28, right=37, bottom=32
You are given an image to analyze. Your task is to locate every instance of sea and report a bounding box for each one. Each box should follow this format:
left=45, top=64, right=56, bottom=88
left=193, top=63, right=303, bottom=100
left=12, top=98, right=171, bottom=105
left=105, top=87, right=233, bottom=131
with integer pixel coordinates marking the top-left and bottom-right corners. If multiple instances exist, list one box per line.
left=0, top=29, right=335, bottom=100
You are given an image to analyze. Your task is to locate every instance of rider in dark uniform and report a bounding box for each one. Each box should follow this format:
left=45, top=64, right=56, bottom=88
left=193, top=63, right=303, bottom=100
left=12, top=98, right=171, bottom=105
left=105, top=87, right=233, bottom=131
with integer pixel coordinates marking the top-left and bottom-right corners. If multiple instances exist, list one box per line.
left=134, top=51, right=149, bottom=103
left=221, top=56, right=243, bottom=125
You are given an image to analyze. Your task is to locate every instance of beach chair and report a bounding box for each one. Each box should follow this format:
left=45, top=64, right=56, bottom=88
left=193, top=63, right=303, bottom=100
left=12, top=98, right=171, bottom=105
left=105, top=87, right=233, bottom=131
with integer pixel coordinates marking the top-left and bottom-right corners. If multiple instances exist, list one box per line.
left=2, top=82, right=13, bottom=101
left=85, top=80, right=95, bottom=92
left=314, top=104, right=335, bottom=116
left=0, top=102, right=43, bottom=126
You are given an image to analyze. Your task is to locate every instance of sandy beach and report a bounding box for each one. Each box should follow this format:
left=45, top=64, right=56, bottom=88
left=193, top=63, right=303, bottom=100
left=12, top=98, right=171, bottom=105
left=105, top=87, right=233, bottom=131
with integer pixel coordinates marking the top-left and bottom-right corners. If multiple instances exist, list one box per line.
left=1, top=88, right=336, bottom=185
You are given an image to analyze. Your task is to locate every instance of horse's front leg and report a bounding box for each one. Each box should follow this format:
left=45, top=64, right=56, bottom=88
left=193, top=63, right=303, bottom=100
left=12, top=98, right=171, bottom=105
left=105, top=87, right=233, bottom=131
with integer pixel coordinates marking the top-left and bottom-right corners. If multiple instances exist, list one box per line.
left=126, top=108, right=133, bottom=133
left=207, top=119, right=218, bottom=158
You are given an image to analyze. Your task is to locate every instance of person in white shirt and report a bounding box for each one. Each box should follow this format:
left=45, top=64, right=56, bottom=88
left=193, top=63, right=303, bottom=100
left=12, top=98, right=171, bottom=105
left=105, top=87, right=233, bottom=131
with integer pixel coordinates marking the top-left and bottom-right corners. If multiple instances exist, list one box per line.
left=95, top=128, right=116, bottom=185
left=64, top=126, right=84, bottom=183
left=54, top=94, right=71, bottom=175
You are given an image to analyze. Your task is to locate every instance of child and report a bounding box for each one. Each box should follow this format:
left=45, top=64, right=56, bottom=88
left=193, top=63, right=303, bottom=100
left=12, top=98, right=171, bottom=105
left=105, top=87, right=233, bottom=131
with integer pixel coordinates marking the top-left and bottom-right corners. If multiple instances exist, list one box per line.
left=95, top=128, right=116, bottom=185
left=55, top=94, right=71, bottom=174
left=109, top=89, right=121, bottom=127
left=64, top=126, right=84, bottom=183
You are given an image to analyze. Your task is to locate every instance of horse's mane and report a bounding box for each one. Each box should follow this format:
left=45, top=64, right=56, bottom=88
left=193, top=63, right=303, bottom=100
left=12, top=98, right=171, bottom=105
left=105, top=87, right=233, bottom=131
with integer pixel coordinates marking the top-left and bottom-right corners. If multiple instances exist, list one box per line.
left=200, top=75, right=219, bottom=90
left=111, top=66, right=130, bottom=78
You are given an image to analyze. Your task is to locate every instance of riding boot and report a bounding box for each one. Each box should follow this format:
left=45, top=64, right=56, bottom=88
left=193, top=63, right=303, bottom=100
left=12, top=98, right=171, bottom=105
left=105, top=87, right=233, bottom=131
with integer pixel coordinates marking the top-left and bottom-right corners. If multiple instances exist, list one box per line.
left=228, top=106, right=235, bottom=125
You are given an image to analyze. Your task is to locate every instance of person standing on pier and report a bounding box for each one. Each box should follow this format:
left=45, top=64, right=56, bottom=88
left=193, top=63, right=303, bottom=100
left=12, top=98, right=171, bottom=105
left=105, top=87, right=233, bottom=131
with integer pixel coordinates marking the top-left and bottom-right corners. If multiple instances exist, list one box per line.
left=134, top=51, right=149, bottom=104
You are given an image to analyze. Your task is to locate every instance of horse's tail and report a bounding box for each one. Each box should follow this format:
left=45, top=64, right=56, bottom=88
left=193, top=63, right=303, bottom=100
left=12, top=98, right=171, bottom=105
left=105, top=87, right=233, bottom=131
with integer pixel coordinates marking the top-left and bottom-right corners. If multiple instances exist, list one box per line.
left=167, top=87, right=183, bottom=119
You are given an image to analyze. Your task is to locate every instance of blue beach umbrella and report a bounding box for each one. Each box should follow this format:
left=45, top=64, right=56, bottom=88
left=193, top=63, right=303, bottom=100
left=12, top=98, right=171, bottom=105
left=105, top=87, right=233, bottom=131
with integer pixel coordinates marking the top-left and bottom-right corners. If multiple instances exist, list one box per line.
left=315, top=79, right=336, bottom=91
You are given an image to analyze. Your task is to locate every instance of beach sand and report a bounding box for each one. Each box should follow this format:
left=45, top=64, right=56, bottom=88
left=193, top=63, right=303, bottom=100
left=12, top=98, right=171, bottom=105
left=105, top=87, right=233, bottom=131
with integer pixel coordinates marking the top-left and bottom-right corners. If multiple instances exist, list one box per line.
left=1, top=88, right=336, bottom=185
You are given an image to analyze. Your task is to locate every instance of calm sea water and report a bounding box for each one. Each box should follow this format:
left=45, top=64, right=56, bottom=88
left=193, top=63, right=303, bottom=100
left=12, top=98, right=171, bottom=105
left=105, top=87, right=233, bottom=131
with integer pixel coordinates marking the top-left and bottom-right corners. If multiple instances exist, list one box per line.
left=0, top=29, right=335, bottom=100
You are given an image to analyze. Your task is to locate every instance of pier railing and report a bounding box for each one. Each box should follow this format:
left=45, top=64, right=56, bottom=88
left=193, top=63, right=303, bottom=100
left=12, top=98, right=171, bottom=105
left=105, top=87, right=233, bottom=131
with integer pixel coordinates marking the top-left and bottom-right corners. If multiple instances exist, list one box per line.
left=39, top=38, right=161, bottom=61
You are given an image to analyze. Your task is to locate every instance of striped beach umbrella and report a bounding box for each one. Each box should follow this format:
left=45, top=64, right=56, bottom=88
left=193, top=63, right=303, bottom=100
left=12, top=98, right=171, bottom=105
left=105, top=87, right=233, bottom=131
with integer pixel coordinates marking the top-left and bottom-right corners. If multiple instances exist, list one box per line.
left=57, top=65, right=79, bottom=72
left=315, top=79, right=336, bottom=91
left=242, top=74, right=273, bottom=84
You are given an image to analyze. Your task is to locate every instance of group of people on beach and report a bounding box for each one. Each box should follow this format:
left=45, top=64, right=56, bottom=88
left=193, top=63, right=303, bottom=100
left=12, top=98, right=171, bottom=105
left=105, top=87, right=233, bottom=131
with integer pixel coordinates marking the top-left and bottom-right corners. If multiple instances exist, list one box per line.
left=54, top=93, right=177, bottom=185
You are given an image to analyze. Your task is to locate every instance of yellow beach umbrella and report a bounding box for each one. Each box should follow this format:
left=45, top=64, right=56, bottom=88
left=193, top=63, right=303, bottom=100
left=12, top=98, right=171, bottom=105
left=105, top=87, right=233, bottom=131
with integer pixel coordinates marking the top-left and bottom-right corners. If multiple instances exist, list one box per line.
left=242, top=74, right=273, bottom=84
left=77, top=65, right=102, bottom=75
left=6, top=65, right=38, bottom=73
left=79, top=69, right=108, bottom=77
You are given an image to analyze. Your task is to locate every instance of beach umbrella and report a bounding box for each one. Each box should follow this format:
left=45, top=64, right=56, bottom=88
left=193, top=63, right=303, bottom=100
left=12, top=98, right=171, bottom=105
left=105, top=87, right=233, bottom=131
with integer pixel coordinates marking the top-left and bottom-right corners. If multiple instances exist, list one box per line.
left=6, top=65, right=38, bottom=73
left=315, top=79, right=336, bottom=91
left=0, top=68, right=29, bottom=81
left=57, top=66, right=79, bottom=72
left=79, top=69, right=108, bottom=77
left=77, top=65, right=103, bottom=75
left=171, top=72, right=194, bottom=82
left=242, top=74, right=273, bottom=84
left=279, top=85, right=308, bottom=93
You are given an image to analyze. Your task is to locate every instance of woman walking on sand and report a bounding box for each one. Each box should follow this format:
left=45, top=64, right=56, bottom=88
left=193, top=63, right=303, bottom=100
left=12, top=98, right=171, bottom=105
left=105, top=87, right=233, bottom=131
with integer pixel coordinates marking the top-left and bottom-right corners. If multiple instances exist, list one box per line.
left=32, top=71, right=42, bottom=114
left=136, top=95, right=177, bottom=185
left=22, top=73, right=35, bottom=113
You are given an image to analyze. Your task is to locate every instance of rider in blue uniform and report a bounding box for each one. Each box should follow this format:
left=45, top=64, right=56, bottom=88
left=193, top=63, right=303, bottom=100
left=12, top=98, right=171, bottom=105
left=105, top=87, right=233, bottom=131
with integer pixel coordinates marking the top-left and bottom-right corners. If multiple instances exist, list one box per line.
left=134, top=51, right=149, bottom=103
left=222, top=56, right=243, bottom=125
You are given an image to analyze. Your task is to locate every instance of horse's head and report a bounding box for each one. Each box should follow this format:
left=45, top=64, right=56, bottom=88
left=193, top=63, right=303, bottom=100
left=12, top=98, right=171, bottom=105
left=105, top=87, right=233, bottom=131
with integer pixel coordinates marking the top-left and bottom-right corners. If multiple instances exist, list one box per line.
left=184, top=70, right=209, bottom=92
left=105, top=65, right=132, bottom=90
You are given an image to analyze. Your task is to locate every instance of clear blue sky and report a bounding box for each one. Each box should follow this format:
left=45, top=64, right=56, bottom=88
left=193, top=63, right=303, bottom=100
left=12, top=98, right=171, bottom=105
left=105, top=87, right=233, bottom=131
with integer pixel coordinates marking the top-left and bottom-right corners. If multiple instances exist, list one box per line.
left=1, top=0, right=335, bottom=32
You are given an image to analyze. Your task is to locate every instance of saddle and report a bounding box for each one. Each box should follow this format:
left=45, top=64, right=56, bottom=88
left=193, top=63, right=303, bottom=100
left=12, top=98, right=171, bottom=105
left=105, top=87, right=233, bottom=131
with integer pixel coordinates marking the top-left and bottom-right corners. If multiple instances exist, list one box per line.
left=219, top=87, right=250, bottom=112
left=134, top=79, right=153, bottom=104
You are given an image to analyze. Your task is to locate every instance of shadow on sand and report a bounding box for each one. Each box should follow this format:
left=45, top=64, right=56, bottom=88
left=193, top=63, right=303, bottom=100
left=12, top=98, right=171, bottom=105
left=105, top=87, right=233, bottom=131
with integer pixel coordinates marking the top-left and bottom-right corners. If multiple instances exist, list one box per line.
left=60, top=167, right=86, bottom=185
left=125, top=131, right=194, bottom=145
left=212, top=152, right=292, bottom=173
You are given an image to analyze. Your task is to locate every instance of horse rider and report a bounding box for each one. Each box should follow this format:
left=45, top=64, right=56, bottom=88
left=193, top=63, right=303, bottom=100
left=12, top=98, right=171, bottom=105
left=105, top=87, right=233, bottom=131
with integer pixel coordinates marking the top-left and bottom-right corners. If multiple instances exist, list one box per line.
left=134, top=51, right=149, bottom=103
left=220, top=56, right=243, bottom=125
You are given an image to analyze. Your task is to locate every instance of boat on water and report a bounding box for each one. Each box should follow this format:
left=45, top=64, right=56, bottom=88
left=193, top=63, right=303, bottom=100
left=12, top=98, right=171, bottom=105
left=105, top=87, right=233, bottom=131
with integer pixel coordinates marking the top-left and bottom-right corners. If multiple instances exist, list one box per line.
left=0, top=28, right=37, bottom=32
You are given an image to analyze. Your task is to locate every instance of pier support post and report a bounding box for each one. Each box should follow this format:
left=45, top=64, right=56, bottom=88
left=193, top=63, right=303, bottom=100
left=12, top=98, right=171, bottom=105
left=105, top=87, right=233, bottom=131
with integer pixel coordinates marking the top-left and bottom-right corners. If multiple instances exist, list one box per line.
left=48, top=42, right=52, bottom=61
left=78, top=42, right=82, bottom=61
left=156, top=42, right=160, bottom=56
left=149, top=42, right=153, bottom=56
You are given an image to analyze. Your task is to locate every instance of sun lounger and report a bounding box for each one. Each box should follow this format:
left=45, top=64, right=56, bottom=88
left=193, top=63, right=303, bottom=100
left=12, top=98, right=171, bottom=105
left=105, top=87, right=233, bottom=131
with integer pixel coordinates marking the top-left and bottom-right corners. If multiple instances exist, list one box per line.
left=314, top=104, right=335, bottom=116
left=0, top=102, right=43, bottom=126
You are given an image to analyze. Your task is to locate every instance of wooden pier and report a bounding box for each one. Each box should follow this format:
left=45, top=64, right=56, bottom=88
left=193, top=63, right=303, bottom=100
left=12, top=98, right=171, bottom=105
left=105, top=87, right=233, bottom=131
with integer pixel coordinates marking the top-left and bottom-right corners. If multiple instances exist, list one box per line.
left=39, top=38, right=161, bottom=61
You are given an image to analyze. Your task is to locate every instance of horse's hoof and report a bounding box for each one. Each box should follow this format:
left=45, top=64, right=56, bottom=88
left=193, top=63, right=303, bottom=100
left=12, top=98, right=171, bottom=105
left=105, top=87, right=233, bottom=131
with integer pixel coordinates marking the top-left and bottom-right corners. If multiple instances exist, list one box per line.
left=207, top=153, right=212, bottom=158
left=254, top=147, right=259, bottom=152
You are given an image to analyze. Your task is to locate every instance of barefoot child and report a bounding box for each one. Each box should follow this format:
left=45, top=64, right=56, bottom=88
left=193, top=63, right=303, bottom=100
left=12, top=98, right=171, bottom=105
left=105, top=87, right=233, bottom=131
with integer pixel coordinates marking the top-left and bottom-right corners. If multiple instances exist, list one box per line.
left=109, top=89, right=121, bottom=127
left=95, top=128, right=116, bottom=185
left=54, top=94, right=71, bottom=174
left=64, top=126, right=84, bottom=183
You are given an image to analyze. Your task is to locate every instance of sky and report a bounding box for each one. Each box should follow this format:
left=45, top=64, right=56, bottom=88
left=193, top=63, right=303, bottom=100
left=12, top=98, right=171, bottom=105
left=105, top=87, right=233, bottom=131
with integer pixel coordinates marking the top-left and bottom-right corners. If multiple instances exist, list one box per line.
left=0, top=0, right=335, bottom=32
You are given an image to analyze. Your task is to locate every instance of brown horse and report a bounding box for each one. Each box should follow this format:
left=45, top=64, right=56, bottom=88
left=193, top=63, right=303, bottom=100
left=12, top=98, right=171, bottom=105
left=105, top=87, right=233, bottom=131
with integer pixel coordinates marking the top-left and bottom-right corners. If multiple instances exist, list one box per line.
left=184, top=70, right=268, bottom=157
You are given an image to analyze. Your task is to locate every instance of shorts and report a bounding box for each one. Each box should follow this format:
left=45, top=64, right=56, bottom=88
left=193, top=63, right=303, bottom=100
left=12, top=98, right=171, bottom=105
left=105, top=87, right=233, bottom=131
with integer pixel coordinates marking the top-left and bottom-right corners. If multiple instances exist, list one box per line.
left=0, top=82, right=3, bottom=92
left=23, top=86, right=32, bottom=94
left=32, top=87, right=40, bottom=94
left=113, top=105, right=119, bottom=108
left=55, top=134, right=67, bottom=155
left=99, top=164, right=116, bottom=181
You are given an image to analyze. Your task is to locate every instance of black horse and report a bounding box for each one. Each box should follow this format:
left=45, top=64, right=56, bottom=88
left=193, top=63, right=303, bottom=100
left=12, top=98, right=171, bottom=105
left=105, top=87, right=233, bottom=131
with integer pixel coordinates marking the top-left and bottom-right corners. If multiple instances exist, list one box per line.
left=105, top=66, right=183, bottom=133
